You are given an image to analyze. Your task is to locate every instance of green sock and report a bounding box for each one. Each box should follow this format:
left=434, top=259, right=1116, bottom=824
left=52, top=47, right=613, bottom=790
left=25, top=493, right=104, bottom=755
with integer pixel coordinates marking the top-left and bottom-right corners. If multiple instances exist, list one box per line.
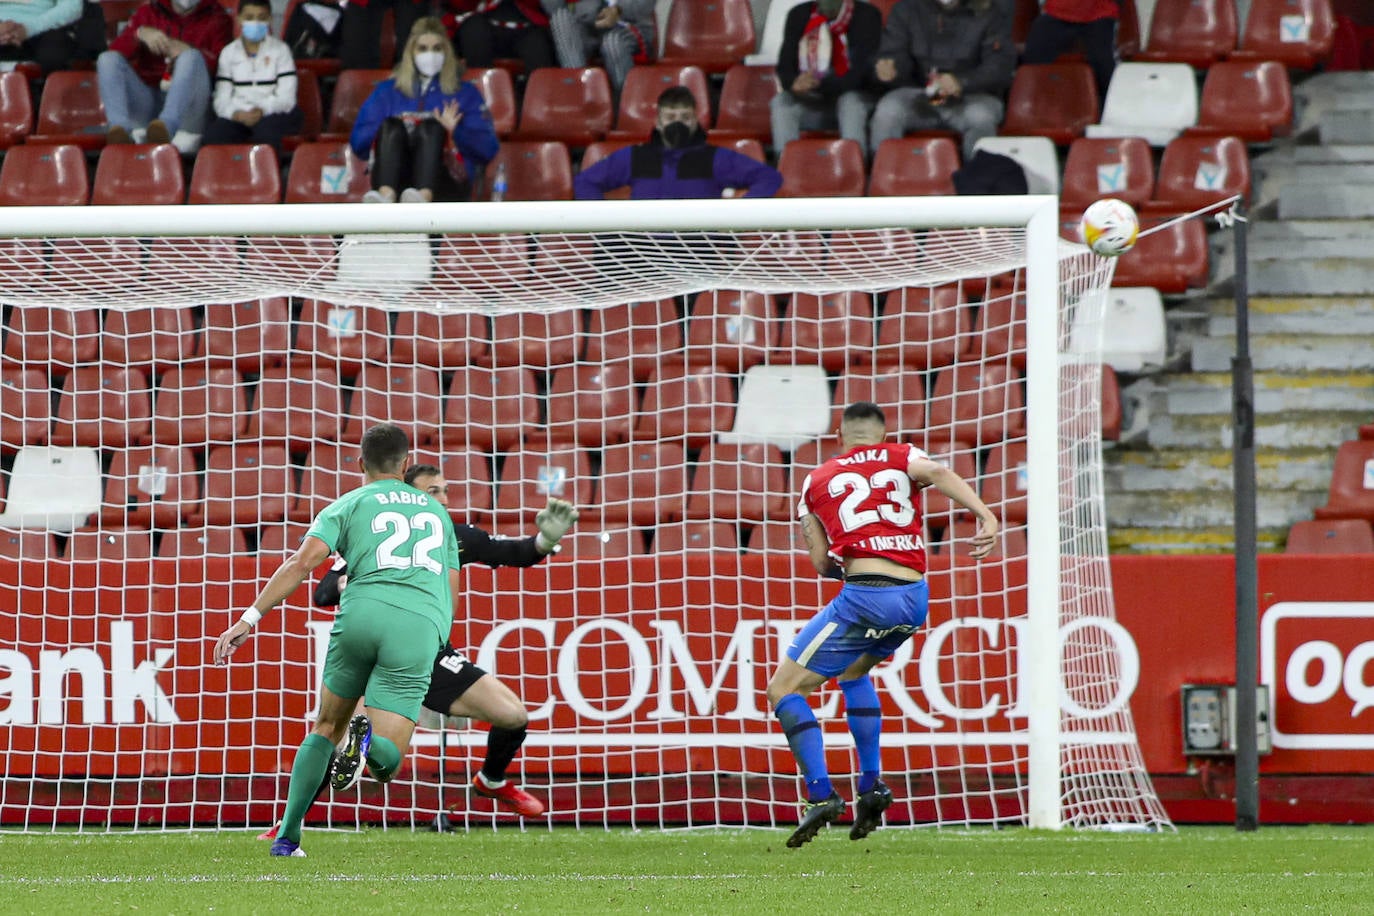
left=366, top=735, right=401, bottom=783
left=280, top=733, right=334, bottom=843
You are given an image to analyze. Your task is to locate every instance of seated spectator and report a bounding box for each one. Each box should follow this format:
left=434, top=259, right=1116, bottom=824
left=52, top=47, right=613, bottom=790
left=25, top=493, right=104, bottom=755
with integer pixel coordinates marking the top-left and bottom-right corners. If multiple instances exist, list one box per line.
left=544, top=0, right=655, bottom=93
left=575, top=86, right=782, bottom=199
left=98, top=0, right=233, bottom=149
left=771, top=0, right=883, bottom=159
left=0, top=0, right=82, bottom=74
left=868, top=0, right=1014, bottom=161
left=202, top=0, right=303, bottom=153
left=349, top=16, right=499, bottom=203
left=338, top=0, right=424, bottom=70
left=1021, top=0, right=1118, bottom=101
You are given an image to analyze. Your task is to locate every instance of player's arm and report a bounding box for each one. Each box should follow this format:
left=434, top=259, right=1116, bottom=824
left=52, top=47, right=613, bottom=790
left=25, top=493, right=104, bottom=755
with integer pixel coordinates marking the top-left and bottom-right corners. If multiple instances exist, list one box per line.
left=213, top=535, right=333, bottom=663
left=909, top=454, right=999, bottom=559
left=459, top=498, right=578, bottom=566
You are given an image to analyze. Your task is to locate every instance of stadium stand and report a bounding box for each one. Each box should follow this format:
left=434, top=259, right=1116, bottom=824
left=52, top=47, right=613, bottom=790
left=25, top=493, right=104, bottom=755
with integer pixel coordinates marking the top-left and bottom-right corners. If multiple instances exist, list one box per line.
left=659, top=0, right=755, bottom=72
left=1232, top=0, right=1336, bottom=68
left=511, top=67, right=613, bottom=146
left=1285, top=518, right=1374, bottom=554
left=0, top=143, right=88, bottom=205
left=193, top=445, right=293, bottom=526
left=775, top=290, right=874, bottom=371
left=972, top=135, right=1060, bottom=194
left=198, top=298, right=293, bottom=371
left=147, top=366, right=247, bottom=448
left=29, top=71, right=105, bottom=148
left=610, top=64, right=711, bottom=139
left=868, top=136, right=960, bottom=197
left=634, top=363, right=736, bottom=450
left=391, top=311, right=491, bottom=369
left=583, top=300, right=685, bottom=381
left=777, top=138, right=867, bottom=197
left=244, top=366, right=344, bottom=450
left=999, top=62, right=1099, bottom=145
left=1146, top=134, right=1251, bottom=217
left=489, top=309, right=581, bottom=369
left=1134, top=0, right=1238, bottom=67
left=1086, top=62, right=1198, bottom=146
left=3, top=306, right=101, bottom=370
left=709, top=63, right=777, bottom=144
left=294, top=298, right=391, bottom=377
left=1060, top=136, right=1155, bottom=211
left=685, top=289, right=777, bottom=373
left=0, top=366, right=49, bottom=453
left=188, top=144, right=281, bottom=204
left=340, top=363, right=444, bottom=446
left=598, top=440, right=691, bottom=526
left=91, top=143, right=186, bottom=205
left=440, top=365, right=540, bottom=452
left=927, top=361, right=1026, bottom=447
left=466, top=67, right=517, bottom=137
left=1189, top=59, right=1293, bottom=143
left=51, top=365, right=153, bottom=449
left=0, top=70, right=33, bottom=148
left=1314, top=439, right=1374, bottom=521
left=872, top=284, right=970, bottom=371
left=284, top=141, right=371, bottom=202
left=103, top=306, right=198, bottom=371
left=653, top=520, right=740, bottom=553
left=99, top=445, right=199, bottom=529
left=544, top=362, right=639, bottom=448
left=156, top=525, right=249, bottom=559
left=479, top=141, right=573, bottom=200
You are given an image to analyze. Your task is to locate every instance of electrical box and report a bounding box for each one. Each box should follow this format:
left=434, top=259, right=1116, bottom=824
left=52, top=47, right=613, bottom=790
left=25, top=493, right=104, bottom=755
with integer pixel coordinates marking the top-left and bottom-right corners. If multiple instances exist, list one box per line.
left=1181, top=684, right=1272, bottom=756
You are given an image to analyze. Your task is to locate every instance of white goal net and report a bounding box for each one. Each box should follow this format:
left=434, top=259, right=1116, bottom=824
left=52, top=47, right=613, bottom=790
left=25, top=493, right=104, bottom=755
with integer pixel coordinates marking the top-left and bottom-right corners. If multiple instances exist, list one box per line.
left=0, top=198, right=1171, bottom=833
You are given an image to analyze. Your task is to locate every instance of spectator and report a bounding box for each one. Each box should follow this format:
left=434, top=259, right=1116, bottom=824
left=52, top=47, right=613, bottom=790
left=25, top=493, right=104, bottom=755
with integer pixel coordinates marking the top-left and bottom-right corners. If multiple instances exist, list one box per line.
left=98, top=0, right=233, bottom=149
left=447, top=0, right=555, bottom=72
left=543, top=0, right=655, bottom=93
left=575, top=86, right=782, bottom=199
left=349, top=16, right=499, bottom=203
left=771, top=0, right=883, bottom=160
left=1021, top=0, right=1118, bottom=101
left=868, top=0, right=1015, bottom=161
left=202, top=0, right=303, bottom=153
left=338, top=0, right=425, bottom=70
left=0, top=0, right=82, bottom=75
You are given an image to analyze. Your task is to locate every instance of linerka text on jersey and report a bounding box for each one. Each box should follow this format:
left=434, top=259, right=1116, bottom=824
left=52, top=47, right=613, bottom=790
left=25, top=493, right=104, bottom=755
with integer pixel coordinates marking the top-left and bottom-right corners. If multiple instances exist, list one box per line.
left=861, top=534, right=923, bottom=552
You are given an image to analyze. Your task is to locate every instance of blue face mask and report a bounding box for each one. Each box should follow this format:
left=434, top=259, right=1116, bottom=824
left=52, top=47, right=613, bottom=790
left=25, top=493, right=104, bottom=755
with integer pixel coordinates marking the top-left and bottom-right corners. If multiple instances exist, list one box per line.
left=241, top=20, right=269, bottom=41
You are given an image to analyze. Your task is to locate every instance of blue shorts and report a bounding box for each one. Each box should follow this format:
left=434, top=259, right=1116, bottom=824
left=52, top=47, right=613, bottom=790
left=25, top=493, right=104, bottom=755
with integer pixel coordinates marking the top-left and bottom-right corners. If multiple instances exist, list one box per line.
left=785, top=579, right=930, bottom=678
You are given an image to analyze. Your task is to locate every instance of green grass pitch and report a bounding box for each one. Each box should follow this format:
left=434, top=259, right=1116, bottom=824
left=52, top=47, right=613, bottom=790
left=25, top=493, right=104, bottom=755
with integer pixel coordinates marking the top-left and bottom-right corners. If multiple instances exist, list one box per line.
left=1, top=826, right=1371, bottom=914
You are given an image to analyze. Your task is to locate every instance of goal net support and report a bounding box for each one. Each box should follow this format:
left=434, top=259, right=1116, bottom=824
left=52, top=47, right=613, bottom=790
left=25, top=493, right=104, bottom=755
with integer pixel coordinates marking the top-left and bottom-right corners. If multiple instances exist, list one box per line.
left=0, top=197, right=1172, bottom=833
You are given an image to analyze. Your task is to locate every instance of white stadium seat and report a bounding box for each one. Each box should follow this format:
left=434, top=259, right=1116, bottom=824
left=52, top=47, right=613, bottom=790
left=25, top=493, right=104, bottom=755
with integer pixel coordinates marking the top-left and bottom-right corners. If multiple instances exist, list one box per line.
left=1085, top=62, right=1199, bottom=147
left=972, top=135, right=1060, bottom=195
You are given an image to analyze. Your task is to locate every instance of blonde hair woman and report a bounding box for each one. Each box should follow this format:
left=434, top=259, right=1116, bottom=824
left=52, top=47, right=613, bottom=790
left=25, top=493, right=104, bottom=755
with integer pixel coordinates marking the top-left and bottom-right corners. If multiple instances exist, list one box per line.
left=348, top=17, right=498, bottom=203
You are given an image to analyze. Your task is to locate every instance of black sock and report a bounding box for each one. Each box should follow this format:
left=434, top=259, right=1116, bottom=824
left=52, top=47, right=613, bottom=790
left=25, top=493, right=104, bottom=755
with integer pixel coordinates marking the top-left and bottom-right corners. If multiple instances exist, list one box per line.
left=480, top=726, right=527, bottom=783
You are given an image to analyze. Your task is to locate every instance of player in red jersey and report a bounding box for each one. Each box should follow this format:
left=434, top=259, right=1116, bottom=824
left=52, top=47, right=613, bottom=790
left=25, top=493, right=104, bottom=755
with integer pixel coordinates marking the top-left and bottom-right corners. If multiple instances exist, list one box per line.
left=767, top=401, right=998, bottom=847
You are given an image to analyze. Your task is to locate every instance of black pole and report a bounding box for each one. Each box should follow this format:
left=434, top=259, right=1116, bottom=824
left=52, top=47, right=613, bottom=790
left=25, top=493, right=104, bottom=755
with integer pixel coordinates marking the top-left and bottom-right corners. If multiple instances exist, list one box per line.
left=1231, top=203, right=1259, bottom=831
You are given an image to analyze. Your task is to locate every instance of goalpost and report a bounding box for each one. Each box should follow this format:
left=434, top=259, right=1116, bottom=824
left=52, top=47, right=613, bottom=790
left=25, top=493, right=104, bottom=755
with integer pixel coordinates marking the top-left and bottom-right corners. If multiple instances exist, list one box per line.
left=0, top=197, right=1171, bottom=833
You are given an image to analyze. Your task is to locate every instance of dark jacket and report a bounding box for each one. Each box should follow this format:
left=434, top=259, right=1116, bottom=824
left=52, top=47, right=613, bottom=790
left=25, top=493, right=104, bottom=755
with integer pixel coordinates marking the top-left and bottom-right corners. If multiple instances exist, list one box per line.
left=574, top=127, right=782, bottom=200
left=776, top=1, right=884, bottom=100
left=876, top=0, right=1015, bottom=96
left=110, top=0, right=233, bottom=86
left=349, top=75, right=500, bottom=168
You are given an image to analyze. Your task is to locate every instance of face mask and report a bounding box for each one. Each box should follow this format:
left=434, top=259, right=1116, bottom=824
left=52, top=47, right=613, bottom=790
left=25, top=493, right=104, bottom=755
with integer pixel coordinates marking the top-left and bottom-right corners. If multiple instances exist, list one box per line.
left=415, top=51, right=444, bottom=78
left=173, top=0, right=197, bottom=11
left=240, top=21, right=268, bottom=41
left=816, top=0, right=843, bottom=17
left=661, top=120, right=692, bottom=149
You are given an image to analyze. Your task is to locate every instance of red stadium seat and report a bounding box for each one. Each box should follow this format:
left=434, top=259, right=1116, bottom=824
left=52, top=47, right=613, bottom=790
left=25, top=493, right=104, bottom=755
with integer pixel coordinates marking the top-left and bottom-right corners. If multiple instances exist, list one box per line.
left=563, top=528, right=647, bottom=558
left=244, top=366, right=344, bottom=450
left=610, top=64, right=711, bottom=139
left=746, top=517, right=806, bottom=554
left=391, top=311, right=490, bottom=369
left=660, top=0, right=755, bottom=72
left=1286, top=518, right=1374, bottom=554
left=148, top=366, right=246, bottom=448
left=285, top=141, right=370, bottom=203
left=1188, top=59, right=1293, bottom=143
left=1100, top=363, right=1122, bottom=441
left=194, top=444, right=293, bottom=526
left=932, top=517, right=1028, bottom=560
left=439, top=366, right=540, bottom=452
left=198, top=298, right=293, bottom=371
left=1147, top=134, right=1251, bottom=217
left=99, top=445, right=198, bottom=528
left=685, top=441, right=790, bottom=522
left=188, top=144, right=281, bottom=204
left=1314, top=439, right=1374, bottom=522
left=156, top=525, right=249, bottom=558
left=433, top=233, right=532, bottom=288
left=102, top=307, right=197, bottom=371
left=91, top=143, right=185, bottom=205
left=51, top=365, right=153, bottom=448
left=282, top=69, right=323, bottom=152
left=634, top=363, right=735, bottom=450
left=685, top=289, right=777, bottom=373
left=323, top=69, right=390, bottom=138
left=30, top=71, right=105, bottom=148
left=830, top=368, right=927, bottom=441
left=578, top=139, right=635, bottom=199
left=0, top=365, right=49, bottom=453
left=479, top=141, right=573, bottom=201
left=488, top=309, right=581, bottom=369
left=970, top=292, right=1028, bottom=369
left=511, top=67, right=613, bottom=146
left=927, top=362, right=1026, bottom=447
left=999, top=63, right=1099, bottom=145
left=465, top=67, right=517, bottom=136
left=1103, top=213, right=1210, bottom=293
left=871, top=285, right=971, bottom=371
left=290, top=443, right=365, bottom=522
left=257, top=521, right=312, bottom=555
left=0, top=70, right=34, bottom=148
left=494, top=444, right=594, bottom=525
left=294, top=298, right=391, bottom=377
left=0, top=143, right=88, bottom=205
left=777, top=138, right=866, bottom=197
left=65, top=526, right=156, bottom=560
left=2, top=305, right=100, bottom=371
left=774, top=291, right=874, bottom=371
left=718, top=136, right=767, bottom=162
left=710, top=64, right=777, bottom=143
left=0, top=527, right=54, bottom=561
left=544, top=362, right=638, bottom=448
left=598, top=441, right=690, bottom=526
left=1060, top=137, right=1155, bottom=211
left=340, top=363, right=444, bottom=446
left=1233, top=0, right=1335, bottom=69
left=1135, top=0, right=1238, bottom=67
left=653, top=520, right=740, bottom=553
left=982, top=440, right=1028, bottom=525
left=583, top=299, right=684, bottom=381
left=868, top=136, right=959, bottom=197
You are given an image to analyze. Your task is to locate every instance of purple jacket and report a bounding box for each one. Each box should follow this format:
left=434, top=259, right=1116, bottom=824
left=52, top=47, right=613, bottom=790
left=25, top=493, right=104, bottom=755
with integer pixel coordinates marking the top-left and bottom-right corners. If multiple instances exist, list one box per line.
left=574, top=129, right=782, bottom=200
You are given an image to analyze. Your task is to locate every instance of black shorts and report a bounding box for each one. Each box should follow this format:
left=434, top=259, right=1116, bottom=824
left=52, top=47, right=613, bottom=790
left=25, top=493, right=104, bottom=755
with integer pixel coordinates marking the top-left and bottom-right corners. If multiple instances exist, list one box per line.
left=422, top=644, right=488, bottom=714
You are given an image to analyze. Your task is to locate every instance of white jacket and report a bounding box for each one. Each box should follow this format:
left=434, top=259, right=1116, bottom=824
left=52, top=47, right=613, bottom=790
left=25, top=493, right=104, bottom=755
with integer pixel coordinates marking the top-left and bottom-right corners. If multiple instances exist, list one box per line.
left=213, top=35, right=298, bottom=118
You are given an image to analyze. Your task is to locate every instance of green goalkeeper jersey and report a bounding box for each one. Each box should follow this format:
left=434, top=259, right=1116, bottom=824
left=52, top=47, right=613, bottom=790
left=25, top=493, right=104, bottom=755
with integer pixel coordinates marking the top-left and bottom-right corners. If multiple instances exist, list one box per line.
left=305, top=477, right=461, bottom=642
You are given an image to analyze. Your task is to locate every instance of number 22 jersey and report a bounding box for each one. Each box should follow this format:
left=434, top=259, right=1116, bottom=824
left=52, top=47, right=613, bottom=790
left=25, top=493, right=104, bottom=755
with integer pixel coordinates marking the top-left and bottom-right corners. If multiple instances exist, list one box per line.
left=797, top=442, right=929, bottom=573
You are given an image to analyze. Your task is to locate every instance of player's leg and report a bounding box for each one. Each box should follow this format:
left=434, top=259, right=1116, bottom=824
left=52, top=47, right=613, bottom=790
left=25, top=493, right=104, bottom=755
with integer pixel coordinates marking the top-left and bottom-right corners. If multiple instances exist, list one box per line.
left=273, top=684, right=358, bottom=856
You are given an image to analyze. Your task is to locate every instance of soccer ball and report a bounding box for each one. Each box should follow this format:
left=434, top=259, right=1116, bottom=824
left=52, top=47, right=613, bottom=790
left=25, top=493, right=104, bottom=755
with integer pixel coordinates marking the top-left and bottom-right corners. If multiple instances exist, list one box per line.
left=1078, top=198, right=1140, bottom=257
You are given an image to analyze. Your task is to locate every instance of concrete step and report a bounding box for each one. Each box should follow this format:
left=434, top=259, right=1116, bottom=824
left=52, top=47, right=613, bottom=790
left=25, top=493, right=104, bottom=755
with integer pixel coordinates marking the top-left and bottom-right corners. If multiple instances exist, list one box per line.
left=1203, top=297, right=1374, bottom=335
left=1144, top=407, right=1366, bottom=449
left=1105, top=446, right=1335, bottom=493
left=1164, top=371, right=1374, bottom=414
left=1277, top=183, right=1374, bottom=220
left=1249, top=255, right=1374, bottom=297
left=1319, top=115, right=1374, bottom=146
left=1105, top=486, right=1326, bottom=530
left=1255, top=145, right=1374, bottom=166
left=1191, top=332, right=1374, bottom=370
left=1108, top=526, right=1288, bottom=554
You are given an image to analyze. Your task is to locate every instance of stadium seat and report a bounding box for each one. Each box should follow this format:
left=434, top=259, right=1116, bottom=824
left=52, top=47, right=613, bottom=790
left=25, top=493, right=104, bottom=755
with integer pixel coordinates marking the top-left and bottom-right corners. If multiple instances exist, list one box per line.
left=563, top=527, right=647, bottom=558
left=999, top=63, right=1099, bottom=145
left=0, top=528, right=54, bottom=561
left=1146, top=134, right=1251, bottom=217
left=257, top=521, right=312, bottom=555
left=391, top=311, right=490, bottom=369
left=611, top=64, right=711, bottom=139
left=745, top=0, right=809, bottom=66
left=0, top=444, right=102, bottom=531
left=198, top=298, right=293, bottom=371
left=777, top=138, right=866, bottom=197
left=774, top=291, right=874, bottom=371
left=577, top=139, right=635, bottom=199
left=488, top=309, right=581, bottom=370
left=1188, top=59, right=1293, bottom=143
left=1085, top=62, right=1199, bottom=146
left=91, top=143, right=186, bottom=205
left=494, top=444, right=594, bottom=525
left=653, top=520, right=740, bottom=554
left=294, top=298, right=391, bottom=378
left=1285, top=518, right=1374, bottom=554
left=710, top=64, right=778, bottom=143
left=1232, top=0, right=1336, bottom=69
left=0, top=365, right=49, bottom=453
left=282, top=69, right=323, bottom=152
left=971, top=135, right=1058, bottom=195
left=1059, top=137, right=1155, bottom=211
left=1101, top=363, right=1122, bottom=441
left=981, top=439, right=1028, bottom=525
left=465, top=67, right=517, bottom=137
left=439, top=366, right=540, bottom=452
left=511, top=67, right=613, bottom=146
left=30, top=71, right=105, bottom=148
left=433, top=233, right=532, bottom=288
left=156, top=525, right=249, bottom=559
left=1066, top=286, right=1168, bottom=374
left=51, top=365, right=153, bottom=448
left=2, top=305, right=101, bottom=371
left=340, top=363, right=444, bottom=446
left=147, top=366, right=246, bottom=448
left=101, top=0, right=141, bottom=41
left=685, top=289, right=778, bottom=373
left=746, top=517, right=806, bottom=555
left=0, top=70, right=34, bottom=148
left=660, top=0, right=755, bottom=72
left=867, top=136, right=960, bottom=197
left=685, top=441, right=789, bottom=522
left=1314, top=439, right=1374, bottom=522
left=194, top=444, right=293, bottom=526
left=479, top=141, right=573, bottom=201
left=933, top=517, right=1028, bottom=560
left=722, top=364, right=832, bottom=451
left=99, top=445, right=198, bottom=528
left=244, top=366, right=344, bottom=451
left=323, top=69, right=390, bottom=139
left=634, top=363, right=735, bottom=450
left=926, top=362, right=1026, bottom=447
left=285, top=141, right=370, bottom=203
left=1134, top=0, right=1238, bottom=67
left=290, top=443, right=365, bottom=522
left=830, top=368, right=927, bottom=441
left=1116, top=0, right=1143, bottom=56
left=971, top=292, right=1027, bottom=369
left=598, top=441, right=690, bottom=526
left=871, top=285, right=971, bottom=371
left=1106, top=214, right=1210, bottom=293
left=0, top=143, right=88, bottom=205
left=583, top=299, right=684, bottom=381
left=188, top=144, right=281, bottom=204
left=544, top=361, right=638, bottom=448
left=102, top=307, right=197, bottom=371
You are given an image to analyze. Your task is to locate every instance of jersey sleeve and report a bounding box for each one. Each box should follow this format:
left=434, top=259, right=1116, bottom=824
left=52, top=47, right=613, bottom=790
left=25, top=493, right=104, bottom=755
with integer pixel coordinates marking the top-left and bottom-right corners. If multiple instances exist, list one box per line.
left=796, top=472, right=815, bottom=520
left=304, top=500, right=343, bottom=552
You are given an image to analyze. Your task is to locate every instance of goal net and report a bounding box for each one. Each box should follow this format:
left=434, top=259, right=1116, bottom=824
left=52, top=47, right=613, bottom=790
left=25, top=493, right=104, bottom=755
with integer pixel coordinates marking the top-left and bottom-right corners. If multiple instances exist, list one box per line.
left=0, top=198, right=1171, bottom=833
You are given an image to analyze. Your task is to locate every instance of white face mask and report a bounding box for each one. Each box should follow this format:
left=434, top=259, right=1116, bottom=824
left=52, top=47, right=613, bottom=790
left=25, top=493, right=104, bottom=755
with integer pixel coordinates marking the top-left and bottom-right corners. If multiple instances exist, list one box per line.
left=414, top=51, right=444, bottom=78
left=173, top=0, right=197, bottom=12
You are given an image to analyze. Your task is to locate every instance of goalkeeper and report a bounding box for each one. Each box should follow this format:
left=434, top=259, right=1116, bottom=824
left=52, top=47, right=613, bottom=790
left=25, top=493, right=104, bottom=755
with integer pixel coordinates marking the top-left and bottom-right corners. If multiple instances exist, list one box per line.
left=257, top=461, right=577, bottom=839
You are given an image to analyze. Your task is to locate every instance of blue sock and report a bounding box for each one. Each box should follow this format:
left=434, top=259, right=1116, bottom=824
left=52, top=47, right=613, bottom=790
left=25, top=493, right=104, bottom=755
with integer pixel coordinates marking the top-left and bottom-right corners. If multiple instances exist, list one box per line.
left=773, top=693, right=832, bottom=802
left=840, top=676, right=882, bottom=794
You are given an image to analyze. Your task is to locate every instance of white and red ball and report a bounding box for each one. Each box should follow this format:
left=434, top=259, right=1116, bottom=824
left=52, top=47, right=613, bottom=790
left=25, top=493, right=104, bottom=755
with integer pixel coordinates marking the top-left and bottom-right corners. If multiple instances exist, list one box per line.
left=1078, top=198, right=1140, bottom=257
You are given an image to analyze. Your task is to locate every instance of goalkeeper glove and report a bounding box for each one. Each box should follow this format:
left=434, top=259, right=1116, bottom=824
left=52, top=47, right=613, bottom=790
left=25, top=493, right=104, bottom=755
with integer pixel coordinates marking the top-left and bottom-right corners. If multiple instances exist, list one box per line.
left=535, top=499, right=578, bottom=553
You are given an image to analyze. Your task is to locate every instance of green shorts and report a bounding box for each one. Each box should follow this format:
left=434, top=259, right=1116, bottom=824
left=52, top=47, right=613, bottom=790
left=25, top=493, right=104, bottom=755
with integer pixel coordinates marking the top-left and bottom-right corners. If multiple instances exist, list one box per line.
left=321, top=605, right=443, bottom=722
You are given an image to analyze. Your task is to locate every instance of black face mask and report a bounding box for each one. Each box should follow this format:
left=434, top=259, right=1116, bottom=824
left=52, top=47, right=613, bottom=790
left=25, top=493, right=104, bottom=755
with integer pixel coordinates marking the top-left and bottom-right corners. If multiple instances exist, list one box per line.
left=661, top=121, right=692, bottom=149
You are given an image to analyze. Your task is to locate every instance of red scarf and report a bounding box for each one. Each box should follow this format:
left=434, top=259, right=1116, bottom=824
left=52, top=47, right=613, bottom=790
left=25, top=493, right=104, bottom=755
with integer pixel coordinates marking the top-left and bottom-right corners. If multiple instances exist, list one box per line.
left=799, top=0, right=854, bottom=78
